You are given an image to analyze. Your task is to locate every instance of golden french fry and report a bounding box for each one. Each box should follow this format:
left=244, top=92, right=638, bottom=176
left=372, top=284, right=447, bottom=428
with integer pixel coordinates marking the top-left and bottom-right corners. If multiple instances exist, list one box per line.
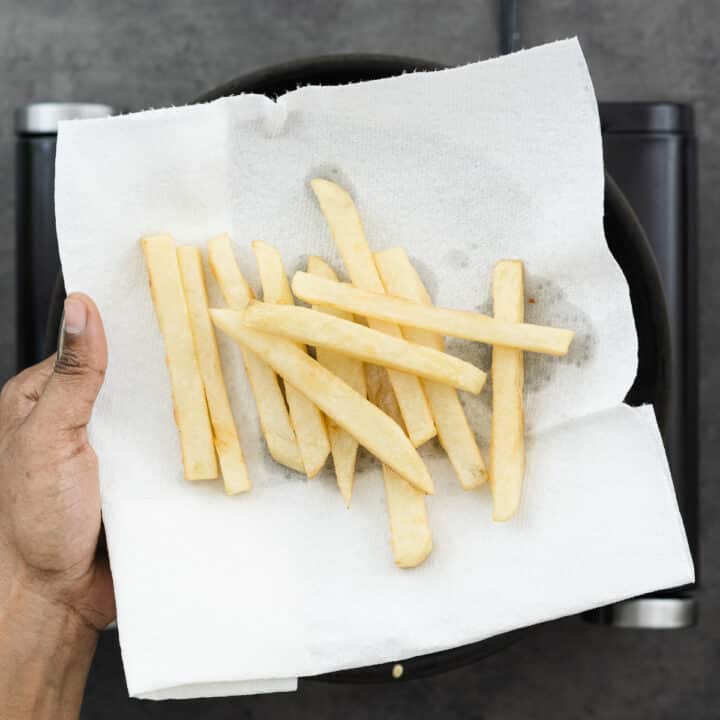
left=177, top=246, right=251, bottom=495
left=375, top=247, right=487, bottom=490
left=307, top=256, right=347, bottom=299
left=211, top=309, right=434, bottom=495
left=326, top=428, right=359, bottom=507
left=307, top=256, right=364, bottom=506
left=207, top=234, right=303, bottom=473
left=382, top=464, right=434, bottom=568
left=251, top=240, right=295, bottom=305
left=252, top=241, right=330, bottom=478
left=491, top=260, right=525, bottom=521
left=310, top=178, right=436, bottom=447
left=292, top=271, right=574, bottom=356
left=242, top=302, right=486, bottom=394
left=141, top=235, right=217, bottom=481
left=207, top=234, right=254, bottom=310
left=366, top=364, right=432, bottom=569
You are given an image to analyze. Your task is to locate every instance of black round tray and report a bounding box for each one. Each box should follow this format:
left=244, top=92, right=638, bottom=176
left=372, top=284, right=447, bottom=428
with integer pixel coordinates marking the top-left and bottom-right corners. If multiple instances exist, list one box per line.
left=47, top=54, right=671, bottom=685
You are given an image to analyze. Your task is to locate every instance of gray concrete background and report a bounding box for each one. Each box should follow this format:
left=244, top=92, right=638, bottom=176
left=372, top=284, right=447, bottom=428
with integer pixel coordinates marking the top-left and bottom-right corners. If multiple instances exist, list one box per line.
left=0, top=1, right=717, bottom=718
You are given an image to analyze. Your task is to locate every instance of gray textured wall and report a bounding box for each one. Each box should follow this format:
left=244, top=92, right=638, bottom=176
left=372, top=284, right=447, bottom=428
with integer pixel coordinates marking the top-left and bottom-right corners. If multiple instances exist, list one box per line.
left=0, top=2, right=718, bottom=718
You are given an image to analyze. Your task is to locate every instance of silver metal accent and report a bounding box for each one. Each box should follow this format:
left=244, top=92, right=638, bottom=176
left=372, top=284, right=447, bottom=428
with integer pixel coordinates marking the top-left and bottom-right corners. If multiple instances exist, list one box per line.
left=15, top=103, right=115, bottom=134
left=586, top=597, right=697, bottom=629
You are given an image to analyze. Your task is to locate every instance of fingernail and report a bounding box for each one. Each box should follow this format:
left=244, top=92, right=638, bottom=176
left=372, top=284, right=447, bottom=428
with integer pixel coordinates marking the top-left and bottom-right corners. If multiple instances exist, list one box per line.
left=64, top=296, right=88, bottom=335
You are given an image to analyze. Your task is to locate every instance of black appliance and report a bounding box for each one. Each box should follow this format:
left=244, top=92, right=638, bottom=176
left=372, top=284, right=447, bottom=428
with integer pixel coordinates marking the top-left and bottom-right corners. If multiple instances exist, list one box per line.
left=13, top=56, right=698, bottom=683
left=588, top=103, right=698, bottom=628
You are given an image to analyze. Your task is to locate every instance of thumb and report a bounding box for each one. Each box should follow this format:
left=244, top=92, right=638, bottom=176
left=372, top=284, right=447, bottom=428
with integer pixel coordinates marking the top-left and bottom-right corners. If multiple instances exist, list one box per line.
left=33, top=292, right=108, bottom=433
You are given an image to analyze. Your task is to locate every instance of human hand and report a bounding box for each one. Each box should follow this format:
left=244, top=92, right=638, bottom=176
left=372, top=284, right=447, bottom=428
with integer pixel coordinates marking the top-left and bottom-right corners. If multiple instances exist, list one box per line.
left=0, top=293, right=113, bottom=719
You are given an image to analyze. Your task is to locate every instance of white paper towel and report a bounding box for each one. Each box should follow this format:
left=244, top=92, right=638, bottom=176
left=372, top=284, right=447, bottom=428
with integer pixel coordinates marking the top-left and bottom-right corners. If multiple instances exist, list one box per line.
left=54, top=39, right=693, bottom=699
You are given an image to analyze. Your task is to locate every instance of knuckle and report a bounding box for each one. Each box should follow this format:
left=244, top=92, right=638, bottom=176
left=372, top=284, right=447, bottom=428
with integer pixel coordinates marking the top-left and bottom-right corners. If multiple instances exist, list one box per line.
left=62, top=433, right=94, bottom=463
left=54, top=346, right=87, bottom=377
left=55, top=347, right=106, bottom=383
left=0, top=375, right=19, bottom=403
left=0, top=378, right=32, bottom=428
left=0, top=361, right=53, bottom=413
left=19, top=419, right=92, bottom=465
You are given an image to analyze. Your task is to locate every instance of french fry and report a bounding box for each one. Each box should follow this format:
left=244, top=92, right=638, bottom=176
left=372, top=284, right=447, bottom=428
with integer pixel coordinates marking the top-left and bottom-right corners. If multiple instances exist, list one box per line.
left=177, top=246, right=251, bottom=495
left=211, top=309, right=434, bottom=495
left=252, top=241, right=330, bottom=478
left=141, top=235, right=217, bottom=480
left=375, top=247, right=487, bottom=490
left=207, top=233, right=254, bottom=310
left=366, top=364, right=432, bottom=569
left=307, top=256, right=365, bottom=506
left=292, top=271, right=574, bottom=356
left=242, top=302, right=486, bottom=394
left=310, top=178, right=436, bottom=447
left=490, top=260, right=525, bottom=521
left=207, top=234, right=304, bottom=473
left=251, top=240, right=295, bottom=305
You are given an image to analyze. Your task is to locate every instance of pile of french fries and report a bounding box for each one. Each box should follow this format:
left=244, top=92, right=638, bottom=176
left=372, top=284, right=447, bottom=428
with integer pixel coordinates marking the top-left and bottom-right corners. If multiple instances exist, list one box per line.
left=142, top=179, right=574, bottom=568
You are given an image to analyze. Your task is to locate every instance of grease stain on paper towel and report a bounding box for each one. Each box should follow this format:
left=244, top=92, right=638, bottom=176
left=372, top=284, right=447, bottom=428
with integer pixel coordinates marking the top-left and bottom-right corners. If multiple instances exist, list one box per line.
left=354, top=446, right=376, bottom=476
left=291, top=253, right=310, bottom=277
left=463, top=272, right=594, bottom=396
left=444, top=249, right=470, bottom=270
left=451, top=272, right=594, bottom=439
left=524, top=273, right=595, bottom=391
left=406, top=256, right=439, bottom=301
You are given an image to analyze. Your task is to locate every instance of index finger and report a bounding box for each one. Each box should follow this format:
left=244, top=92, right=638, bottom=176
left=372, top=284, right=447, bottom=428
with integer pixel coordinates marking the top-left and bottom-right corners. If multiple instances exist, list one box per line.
left=0, top=356, right=56, bottom=431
